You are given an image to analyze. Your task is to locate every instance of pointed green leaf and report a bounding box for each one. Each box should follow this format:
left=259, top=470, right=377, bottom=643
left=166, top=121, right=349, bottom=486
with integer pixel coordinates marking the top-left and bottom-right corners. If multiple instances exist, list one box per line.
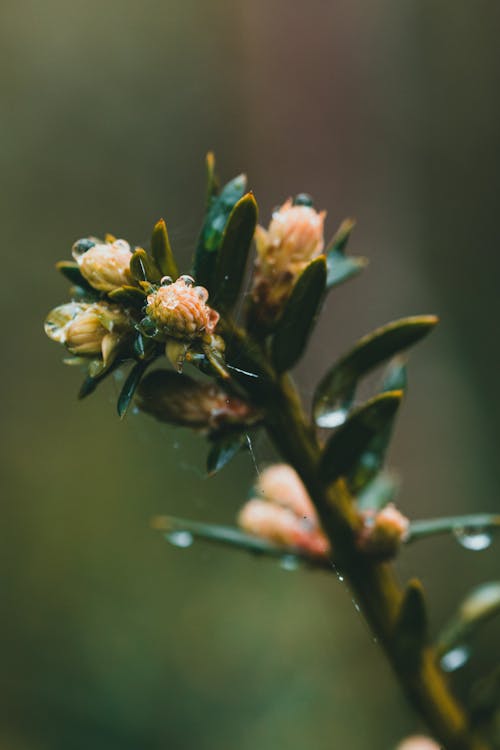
left=78, top=357, right=122, bottom=399
left=56, top=261, right=94, bottom=291
left=326, top=251, right=368, bottom=288
left=319, top=391, right=403, bottom=484
left=214, top=192, right=258, bottom=310
left=205, top=151, right=219, bottom=206
left=108, top=285, right=146, bottom=307
left=271, top=256, right=327, bottom=374
left=192, top=173, right=247, bottom=291
left=117, top=360, right=150, bottom=418
left=347, top=362, right=407, bottom=493
left=130, top=248, right=161, bottom=283
left=325, top=219, right=367, bottom=288
left=356, top=473, right=399, bottom=511
left=207, top=434, right=246, bottom=476
left=406, top=513, right=500, bottom=544
left=151, top=219, right=178, bottom=280
left=438, top=583, right=500, bottom=655
left=313, top=315, right=438, bottom=428
left=394, top=579, right=428, bottom=668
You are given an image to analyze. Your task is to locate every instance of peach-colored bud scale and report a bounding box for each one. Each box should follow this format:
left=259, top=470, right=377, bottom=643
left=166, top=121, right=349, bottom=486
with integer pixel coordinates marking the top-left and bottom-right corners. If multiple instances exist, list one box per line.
left=238, top=463, right=330, bottom=557
left=77, top=239, right=133, bottom=292
left=396, top=736, right=441, bottom=750
left=252, top=199, right=326, bottom=325
left=256, top=464, right=318, bottom=521
left=146, top=277, right=219, bottom=340
left=357, top=504, right=410, bottom=559
left=238, top=499, right=330, bottom=557
left=45, top=302, right=130, bottom=362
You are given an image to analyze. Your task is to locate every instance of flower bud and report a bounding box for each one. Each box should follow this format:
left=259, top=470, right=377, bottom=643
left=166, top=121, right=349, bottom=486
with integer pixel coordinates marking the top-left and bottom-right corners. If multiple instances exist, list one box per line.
left=137, top=369, right=260, bottom=433
left=357, top=503, right=410, bottom=560
left=251, top=198, right=326, bottom=324
left=396, top=736, right=441, bottom=750
left=73, top=237, right=134, bottom=292
left=45, top=301, right=130, bottom=364
left=256, top=463, right=318, bottom=522
left=237, top=499, right=330, bottom=557
left=145, top=275, right=219, bottom=341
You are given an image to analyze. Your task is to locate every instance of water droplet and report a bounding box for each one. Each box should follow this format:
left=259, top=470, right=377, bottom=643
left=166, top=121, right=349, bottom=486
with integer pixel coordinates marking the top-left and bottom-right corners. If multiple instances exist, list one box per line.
left=71, top=237, right=96, bottom=260
left=453, top=527, right=492, bottom=551
left=316, top=404, right=350, bottom=429
left=166, top=530, right=194, bottom=548
left=337, top=574, right=344, bottom=582
left=179, top=274, right=195, bottom=287
left=160, top=275, right=173, bottom=286
left=280, top=554, right=300, bottom=571
left=440, top=645, right=470, bottom=672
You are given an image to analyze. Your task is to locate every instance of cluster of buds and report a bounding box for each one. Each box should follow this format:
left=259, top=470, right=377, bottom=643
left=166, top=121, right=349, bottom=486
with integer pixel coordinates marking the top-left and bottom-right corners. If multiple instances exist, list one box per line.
left=137, top=369, right=260, bottom=435
left=72, top=236, right=135, bottom=292
left=44, top=300, right=131, bottom=371
left=238, top=464, right=331, bottom=557
left=356, top=503, right=410, bottom=561
left=140, top=274, right=226, bottom=376
left=251, top=196, right=326, bottom=325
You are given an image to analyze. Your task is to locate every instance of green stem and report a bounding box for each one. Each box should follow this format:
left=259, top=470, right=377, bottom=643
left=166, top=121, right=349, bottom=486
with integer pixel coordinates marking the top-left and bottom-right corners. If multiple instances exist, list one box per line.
left=259, top=373, right=488, bottom=750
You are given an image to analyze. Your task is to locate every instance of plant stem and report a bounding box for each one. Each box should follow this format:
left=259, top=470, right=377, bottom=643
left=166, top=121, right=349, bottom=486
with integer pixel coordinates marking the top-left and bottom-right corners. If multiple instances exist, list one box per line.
left=258, top=372, right=489, bottom=750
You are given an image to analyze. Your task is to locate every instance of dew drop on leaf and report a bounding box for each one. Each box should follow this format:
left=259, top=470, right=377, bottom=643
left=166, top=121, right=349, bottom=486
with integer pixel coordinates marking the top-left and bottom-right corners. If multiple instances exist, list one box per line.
left=440, top=645, right=470, bottom=672
left=166, top=530, right=194, bottom=548
left=280, top=554, right=300, bottom=571
left=453, top=527, right=492, bottom=551
left=315, top=399, right=351, bottom=429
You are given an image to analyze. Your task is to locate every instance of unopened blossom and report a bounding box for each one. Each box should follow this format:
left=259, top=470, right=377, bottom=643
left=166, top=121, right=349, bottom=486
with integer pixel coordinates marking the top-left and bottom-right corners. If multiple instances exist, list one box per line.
left=396, top=736, right=441, bottom=750
left=357, top=503, right=410, bottom=560
left=238, top=498, right=330, bottom=557
left=251, top=198, right=326, bottom=324
left=45, top=301, right=130, bottom=365
left=237, top=463, right=330, bottom=557
left=256, top=463, right=318, bottom=522
left=145, top=275, right=219, bottom=341
left=73, top=237, right=134, bottom=292
left=137, top=369, right=260, bottom=433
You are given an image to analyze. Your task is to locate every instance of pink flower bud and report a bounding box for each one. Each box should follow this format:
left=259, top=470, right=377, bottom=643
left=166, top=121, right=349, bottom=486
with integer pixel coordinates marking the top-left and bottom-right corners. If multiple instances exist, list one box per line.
left=75, top=238, right=134, bottom=292
left=396, top=736, right=441, bottom=750
left=256, top=463, right=318, bottom=522
left=251, top=199, right=326, bottom=325
left=237, top=499, right=330, bottom=557
left=145, top=275, right=219, bottom=341
left=357, top=504, right=410, bottom=560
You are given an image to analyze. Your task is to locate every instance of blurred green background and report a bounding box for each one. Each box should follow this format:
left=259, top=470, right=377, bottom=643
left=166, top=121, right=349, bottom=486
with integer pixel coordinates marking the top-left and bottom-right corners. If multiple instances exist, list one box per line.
left=1, top=1, right=499, bottom=748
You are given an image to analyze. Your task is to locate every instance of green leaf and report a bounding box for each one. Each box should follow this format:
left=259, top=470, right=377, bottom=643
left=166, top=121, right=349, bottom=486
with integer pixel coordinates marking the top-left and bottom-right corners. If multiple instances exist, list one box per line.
left=318, top=391, right=403, bottom=485
left=271, top=256, right=327, bottom=374
left=406, top=513, right=500, bottom=544
left=205, top=151, right=219, bottom=206
left=356, top=473, right=399, bottom=511
left=325, top=219, right=367, bottom=289
left=78, top=357, right=122, bottom=399
left=55, top=261, right=94, bottom=291
left=192, top=173, right=247, bottom=291
left=117, top=360, right=150, bottom=418
left=108, top=285, right=146, bottom=307
left=215, top=192, right=258, bottom=310
left=151, top=219, right=178, bottom=280
left=207, top=434, right=246, bottom=476
left=394, top=579, right=428, bottom=668
left=438, top=582, right=500, bottom=655
left=347, top=362, right=408, bottom=493
left=130, top=248, right=161, bottom=283
left=313, top=315, right=438, bottom=428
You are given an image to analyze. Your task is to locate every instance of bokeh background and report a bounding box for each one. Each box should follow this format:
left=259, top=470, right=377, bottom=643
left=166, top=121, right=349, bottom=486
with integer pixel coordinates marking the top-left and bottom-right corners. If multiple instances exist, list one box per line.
left=1, top=2, right=499, bottom=748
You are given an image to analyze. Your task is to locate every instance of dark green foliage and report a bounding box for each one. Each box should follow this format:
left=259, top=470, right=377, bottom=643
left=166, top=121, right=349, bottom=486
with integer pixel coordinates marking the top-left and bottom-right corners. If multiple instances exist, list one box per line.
left=215, top=192, right=258, bottom=310
left=319, top=391, right=403, bottom=484
left=193, top=172, right=247, bottom=292
left=117, top=360, right=150, bottom=418
left=394, top=579, right=428, bottom=669
left=207, top=433, right=246, bottom=476
left=271, top=256, right=327, bottom=374
left=313, top=315, right=437, bottom=427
